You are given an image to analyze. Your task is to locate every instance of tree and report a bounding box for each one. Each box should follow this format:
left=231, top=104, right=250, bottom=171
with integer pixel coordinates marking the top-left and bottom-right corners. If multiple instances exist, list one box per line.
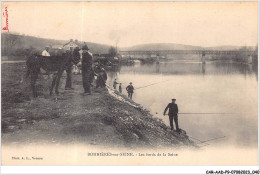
left=108, top=46, right=117, bottom=57
left=2, top=33, right=20, bottom=56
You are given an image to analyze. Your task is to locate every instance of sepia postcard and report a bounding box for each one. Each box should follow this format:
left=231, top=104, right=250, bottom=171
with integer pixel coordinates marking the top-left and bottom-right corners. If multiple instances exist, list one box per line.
left=1, top=1, right=259, bottom=169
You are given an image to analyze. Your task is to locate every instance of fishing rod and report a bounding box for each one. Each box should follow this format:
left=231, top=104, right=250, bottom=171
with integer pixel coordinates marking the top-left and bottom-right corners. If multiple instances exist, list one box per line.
left=162, top=113, right=235, bottom=116
left=189, top=136, right=205, bottom=143
left=179, top=113, right=235, bottom=115
left=135, top=79, right=171, bottom=90
left=189, top=137, right=210, bottom=147
left=194, top=136, right=226, bottom=148
left=201, top=136, right=226, bottom=143
left=188, top=135, right=225, bottom=147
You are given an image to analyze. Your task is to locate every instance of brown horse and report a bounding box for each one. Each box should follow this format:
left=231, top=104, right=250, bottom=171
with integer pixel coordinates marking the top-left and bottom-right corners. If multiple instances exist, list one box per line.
left=26, top=51, right=80, bottom=97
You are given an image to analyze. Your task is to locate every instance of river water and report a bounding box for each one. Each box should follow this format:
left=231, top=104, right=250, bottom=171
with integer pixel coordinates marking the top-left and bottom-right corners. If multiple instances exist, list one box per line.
left=107, top=60, right=258, bottom=147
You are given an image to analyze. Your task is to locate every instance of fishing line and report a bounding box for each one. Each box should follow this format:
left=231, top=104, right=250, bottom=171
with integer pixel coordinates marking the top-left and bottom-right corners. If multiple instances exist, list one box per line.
left=179, top=113, right=235, bottom=115
left=189, top=136, right=204, bottom=143
left=135, top=79, right=171, bottom=90
left=162, top=113, right=235, bottom=116
left=201, top=136, right=226, bottom=143
left=189, top=135, right=225, bottom=147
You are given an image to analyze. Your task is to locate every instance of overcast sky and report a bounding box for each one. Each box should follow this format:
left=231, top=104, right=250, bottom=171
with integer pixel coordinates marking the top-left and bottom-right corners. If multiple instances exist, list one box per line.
left=2, top=1, right=258, bottom=47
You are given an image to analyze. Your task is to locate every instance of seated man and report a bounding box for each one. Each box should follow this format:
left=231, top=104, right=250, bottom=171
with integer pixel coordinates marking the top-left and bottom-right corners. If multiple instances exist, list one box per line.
left=42, top=46, right=50, bottom=56
left=96, top=68, right=107, bottom=88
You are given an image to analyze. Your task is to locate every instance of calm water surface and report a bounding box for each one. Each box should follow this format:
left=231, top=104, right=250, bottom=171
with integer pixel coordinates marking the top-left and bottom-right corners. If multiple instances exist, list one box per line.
left=107, top=61, right=258, bottom=147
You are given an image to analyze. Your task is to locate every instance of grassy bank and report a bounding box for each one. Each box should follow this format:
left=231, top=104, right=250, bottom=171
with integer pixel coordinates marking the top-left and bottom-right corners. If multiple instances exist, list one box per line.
left=1, top=62, right=195, bottom=149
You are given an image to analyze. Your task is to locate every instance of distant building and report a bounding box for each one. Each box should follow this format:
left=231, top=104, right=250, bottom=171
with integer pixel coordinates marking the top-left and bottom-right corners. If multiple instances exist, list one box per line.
left=52, top=45, right=63, bottom=50
left=63, top=39, right=81, bottom=51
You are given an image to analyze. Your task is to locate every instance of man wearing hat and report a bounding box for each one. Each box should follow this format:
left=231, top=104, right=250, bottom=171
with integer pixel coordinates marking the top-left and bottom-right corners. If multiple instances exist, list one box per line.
left=163, top=98, right=179, bottom=131
left=81, top=43, right=93, bottom=94
left=113, top=78, right=119, bottom=89
left=42, top=46, right=50, bottom=56
left=126, top=82, right=134, bottom=99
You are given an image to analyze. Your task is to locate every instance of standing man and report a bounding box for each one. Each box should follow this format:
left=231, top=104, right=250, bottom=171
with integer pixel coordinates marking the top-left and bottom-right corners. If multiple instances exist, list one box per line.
left=163, top=98, right=179, bottom=132
left=113, top=79, right=119, bottom=89
left=42, top=46, right=50, bottom=57
left=126, top=82, right=134, bottom=99
left=81, top=44, right=93, bottom=94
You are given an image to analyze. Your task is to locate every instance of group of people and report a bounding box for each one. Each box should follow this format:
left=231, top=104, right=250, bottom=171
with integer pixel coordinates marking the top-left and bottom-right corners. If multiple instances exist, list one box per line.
left=113, top=79, right=123, bottom=93
left=41, top=44, right=134, bottom=98
left=41, top=44, right=179, bottom=132
left=113, top=79, right=134, bottom=99
left=113, top=77, right=179, bottom=131
left=41, top=43, right=107, bottom=94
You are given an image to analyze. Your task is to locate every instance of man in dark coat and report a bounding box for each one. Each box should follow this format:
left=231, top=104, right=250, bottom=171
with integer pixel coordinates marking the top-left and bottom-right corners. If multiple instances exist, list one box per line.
left=163, top=98, right=179, bottom=131
left=65, top=47, right=73, bottom=90
left=81, top=44, right=93, bottom=94
left=65, top=46, right=80, bottom=90
left=96, top=68, right=107, bottom=88
left=126, top=82, right=134, bottom=99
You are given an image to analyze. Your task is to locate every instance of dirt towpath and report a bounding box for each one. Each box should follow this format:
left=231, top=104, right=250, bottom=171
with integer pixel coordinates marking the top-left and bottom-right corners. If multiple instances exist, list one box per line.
left=2, top=63, right=195, bottom=149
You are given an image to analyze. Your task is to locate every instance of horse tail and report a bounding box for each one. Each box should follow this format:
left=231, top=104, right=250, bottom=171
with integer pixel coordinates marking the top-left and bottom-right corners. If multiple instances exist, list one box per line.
left=26, top=57, right=31, bottom=78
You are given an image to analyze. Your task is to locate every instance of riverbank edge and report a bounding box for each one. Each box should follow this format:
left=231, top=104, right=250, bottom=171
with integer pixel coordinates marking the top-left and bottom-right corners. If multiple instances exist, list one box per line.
left=104, top=85, right=197, bottom=148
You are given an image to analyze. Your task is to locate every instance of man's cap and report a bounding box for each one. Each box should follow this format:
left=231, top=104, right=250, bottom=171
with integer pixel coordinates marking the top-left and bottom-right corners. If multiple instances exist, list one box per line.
left=82, top=44, right=89, bottom=50
left=172, top=98, right=176, bottom=101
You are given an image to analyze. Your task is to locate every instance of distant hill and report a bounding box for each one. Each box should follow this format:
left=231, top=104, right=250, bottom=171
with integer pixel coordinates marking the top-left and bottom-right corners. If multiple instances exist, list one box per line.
left=2, top=33, right=255, bottom=57
left=1, top=33, right=111, bottom=56
left=120, top=43, right=254, bottom=51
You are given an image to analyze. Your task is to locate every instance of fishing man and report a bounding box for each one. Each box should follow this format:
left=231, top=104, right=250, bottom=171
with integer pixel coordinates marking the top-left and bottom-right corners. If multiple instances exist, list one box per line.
left=126, top=82, right=134, bottom=99
left=81, top=44, right=93, bottom=94
left=163, top=98, right=179, bottom=132
left=113, top=79, right=119, bottom=89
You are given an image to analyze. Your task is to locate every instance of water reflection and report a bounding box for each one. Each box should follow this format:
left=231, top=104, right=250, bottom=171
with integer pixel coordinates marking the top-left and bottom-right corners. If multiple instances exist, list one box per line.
left=155, top=63, right=160, bottom=73
left=107, top=61, right=258, bottom=147
left=202, top=63, right=205, bottom=75
left=116, top=61, right=257, bottom=77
